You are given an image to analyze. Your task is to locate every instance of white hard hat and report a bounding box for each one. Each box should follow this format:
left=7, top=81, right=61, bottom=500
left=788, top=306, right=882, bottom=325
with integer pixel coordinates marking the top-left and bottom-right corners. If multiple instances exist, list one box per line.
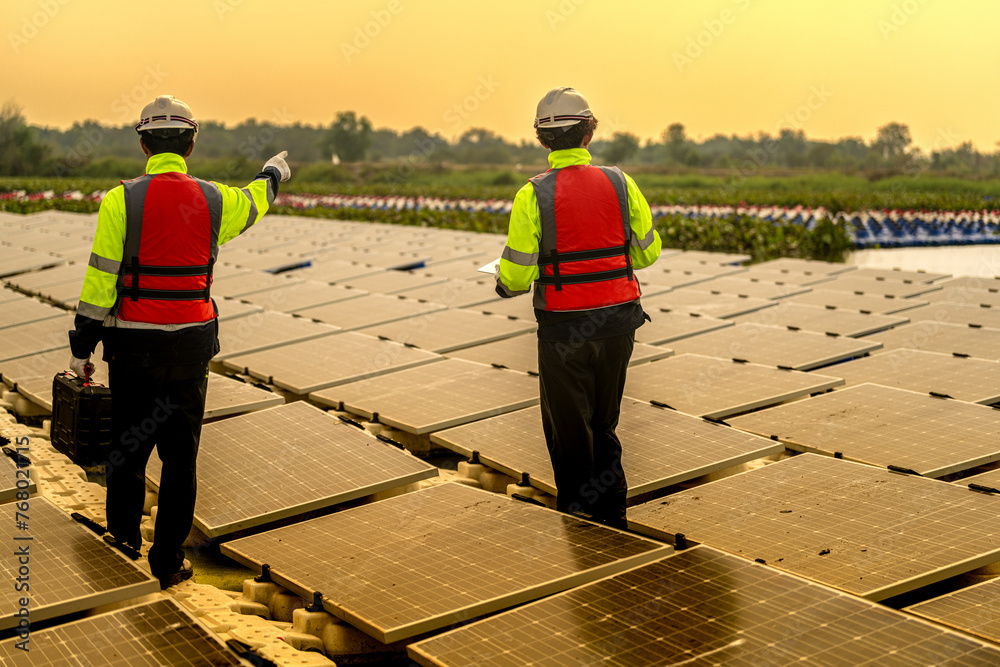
left=534, top=87, right=593, bottom=129
left=135, top=95, right=198, bottom=137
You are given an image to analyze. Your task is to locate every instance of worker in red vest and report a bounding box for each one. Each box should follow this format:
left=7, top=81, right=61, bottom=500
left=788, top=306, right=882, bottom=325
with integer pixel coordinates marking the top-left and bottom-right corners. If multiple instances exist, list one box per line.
left=496, top=87, right=661, bottom=527
left=68, top=95, right=290, bottom=588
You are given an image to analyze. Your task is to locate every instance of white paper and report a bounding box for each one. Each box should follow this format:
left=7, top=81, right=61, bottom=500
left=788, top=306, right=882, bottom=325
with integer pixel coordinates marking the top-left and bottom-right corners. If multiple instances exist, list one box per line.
left=477, top=259, right=501, bottom=275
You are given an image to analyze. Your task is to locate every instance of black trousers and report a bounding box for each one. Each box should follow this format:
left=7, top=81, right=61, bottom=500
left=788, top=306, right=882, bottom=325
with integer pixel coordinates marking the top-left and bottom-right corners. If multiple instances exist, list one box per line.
left=106, top=361, right=208, bottom=579
left=537, top=331, right=634, bottom=524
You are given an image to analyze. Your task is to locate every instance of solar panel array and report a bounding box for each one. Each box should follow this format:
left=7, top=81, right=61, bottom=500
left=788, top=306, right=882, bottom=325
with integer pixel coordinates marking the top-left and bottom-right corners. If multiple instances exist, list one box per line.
left=868, top=320, right=1000, bottom=360
left=624, top=353, right=843, bottom=418
left=667, top=322, right=882, bottom=370
left=296, top=293, right=449, bottom=330
left=310, top=358, right=540, bottom=434
left=686, top=276, right=813, bottom=300
left=0, top=296, right=65, bottom=329
left=409, top=546, right=1000, bottom=667
left=443, top=332, right=673, bottom=375
left=906, top=578, right=1000, bottom=645
left=0, top=598, right=247, bottom=666
left=729, top=383, right=1000, bottom=477
left=0, top=497, right=159, bottom=630
left=822, top=348, right=1000, bottom=405
left=0, top=314, right=76, bottom=362
left=632, top=310, right=733, bottom=344
left=818, top=275, right=943, bottom=298
left=146, top=401, right=437, bottom=537
left=353, top=308, right=536, bottom=353
left=202, top=372, right=285, bottom=419
left=728, top=302, right=908, bottom=337
left=221, top=331, right=442, bottom=394
left=922, top=286, right=1000, bottom=307
left=628, top=454, right=1000, bottom=601
left=215, top=310, right=341, bottom=359
left=751, top=257, right=857, bottom=276
left=222, top=482, right=672, bottom=643
left=641, top=288, right=776, bottom=318
left=903, top=301, right=1000, bottom=329
left=784, top=288, right=929, bottom=314
left=431, top=399, right=783, bottom=497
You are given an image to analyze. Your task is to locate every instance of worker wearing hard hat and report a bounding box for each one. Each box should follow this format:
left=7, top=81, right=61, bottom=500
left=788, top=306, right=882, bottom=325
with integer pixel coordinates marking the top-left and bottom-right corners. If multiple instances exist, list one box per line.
left=67, top=95, right=291, bottom=589
left=495, top=87, right=661, bottom=528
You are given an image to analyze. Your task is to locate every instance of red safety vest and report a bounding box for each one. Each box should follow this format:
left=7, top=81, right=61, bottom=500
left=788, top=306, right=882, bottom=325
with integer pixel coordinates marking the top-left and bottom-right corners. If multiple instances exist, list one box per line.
left=115, top=172, right=222, bottom=326
left=530, top=165, right=640, bottom=311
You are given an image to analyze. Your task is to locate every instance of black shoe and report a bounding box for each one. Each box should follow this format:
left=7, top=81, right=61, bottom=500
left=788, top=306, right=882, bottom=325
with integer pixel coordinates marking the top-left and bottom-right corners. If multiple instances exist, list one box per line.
left=157, top=559, right=193, bottom=590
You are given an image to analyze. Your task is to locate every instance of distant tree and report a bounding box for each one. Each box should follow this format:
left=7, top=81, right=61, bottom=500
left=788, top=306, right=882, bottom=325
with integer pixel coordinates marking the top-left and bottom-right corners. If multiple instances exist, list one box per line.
left=872, top=122, right=912, bottom=166
left=320, top=111, right=373, bottom=162
left=602, top=132, right=640, bottom=165
left=456, top=128, right=510, bottom=164
left=0, top=101, right=50, bottom=175
left=663, top=123, right=687, bottom=163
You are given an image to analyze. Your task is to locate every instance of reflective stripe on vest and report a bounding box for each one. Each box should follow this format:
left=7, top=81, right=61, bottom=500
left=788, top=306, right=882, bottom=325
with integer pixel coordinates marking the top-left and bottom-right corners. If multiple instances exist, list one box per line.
left=116, top=172, right=223, bottom=326
left=529, top=165, right=640, bottom=311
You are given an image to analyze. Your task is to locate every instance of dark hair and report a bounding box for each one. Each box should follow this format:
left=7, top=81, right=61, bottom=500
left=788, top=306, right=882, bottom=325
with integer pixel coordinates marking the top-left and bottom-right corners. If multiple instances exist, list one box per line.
left=139, top=128, right=195, bottom=156
left=536, top=116, right=598, bottom=151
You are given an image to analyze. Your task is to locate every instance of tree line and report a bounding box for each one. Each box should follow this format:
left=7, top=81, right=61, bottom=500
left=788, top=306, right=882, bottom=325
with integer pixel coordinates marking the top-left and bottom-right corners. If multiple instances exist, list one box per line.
left=2, top=102, right=998, bottom=180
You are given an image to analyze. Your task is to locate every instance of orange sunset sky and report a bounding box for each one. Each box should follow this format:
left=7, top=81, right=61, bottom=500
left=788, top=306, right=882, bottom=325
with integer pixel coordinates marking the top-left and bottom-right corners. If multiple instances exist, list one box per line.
left=2, top=0, right=999, bottom=151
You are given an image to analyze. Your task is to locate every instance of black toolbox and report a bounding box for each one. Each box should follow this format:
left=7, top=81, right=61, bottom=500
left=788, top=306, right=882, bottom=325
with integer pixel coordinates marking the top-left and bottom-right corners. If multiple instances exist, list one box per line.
left=50, top=371, right=112, bottom=466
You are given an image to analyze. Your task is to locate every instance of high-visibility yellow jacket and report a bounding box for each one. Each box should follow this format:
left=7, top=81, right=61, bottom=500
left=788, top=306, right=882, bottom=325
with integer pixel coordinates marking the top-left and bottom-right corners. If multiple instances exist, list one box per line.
left=70, top=153, right=278, bottom=360
left=496, top=148, right=661, bottom=309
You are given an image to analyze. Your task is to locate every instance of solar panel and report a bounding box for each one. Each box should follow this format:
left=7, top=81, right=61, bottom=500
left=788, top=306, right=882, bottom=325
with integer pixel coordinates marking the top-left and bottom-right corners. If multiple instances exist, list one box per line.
left=784, top=288, right=928, bottom=315
left=203, top=372, right=284, bottom=419
left=0, top=314, right=75, bottom=362
left=739, top=267, right=839, bottom=286
left=624, top=353, right=843, bottom=419
left=353, top=309, right=536, bottom=353
left=295, top=293, right=448, bottom=331
left=37, top=281, right=81, bottom=308
left=667, top=322, right=881, bottom=370
left=408, top=546, right=1000, bottom=667
left=903, top=301, right=1000, bottom=329
left=211, top=271, right=303, bottom=298
left=628, top=454, right=1000, bottom=601
left=670, top=249, right=751, bottom=265
left=468, top=294, right=536, bottom=321
left=0, top=296, right=65, bottom=329
left=0, top=598, right=247, bottom=666
left=396, top=277, right=501, bottom=308
left=686, top=276, right=813, bottom=300
left=402, top=257, right=491, bottom=280
left=751, top=257, right=856, bottom=276
left=0, top=457, right=35, bottom=505
left=958, top=468, right=1000, bottom=492
left=728, top=383, right=1000, bottom=477
left=870, top=320, right=1000, bottom=360
left=633, top=265, right=741, bottom=290
left=0, top=247, right=64, bottom=278
left=432, top=399, right=782, bottom=497
left=146, top=401, right=436, bottom=537
left=850, top=267, right=950, bottom=283
left=283, top=259, right=384, bottom=282
left=641, top=288, right=777, bottom=319
left=906, top=578, right=1000, bottom=647
left=240, top=280, right=367, bottom=313
left=213, top=296, right=264, bottom=321
left=937, top=276, right=1000, bottom=291
left=728, top=302, right=908, bottom=337
left=819, top=275, right=942, bottom=298
left=443, top=332, right=672, bottom=375
left=2, top=262, right=86, bottom=292
left=633, top=310, right=733, bottom=345
left=215, top=310, right=340, bottom=360
left=923, top=286, right=1000, bottom=307
left=0, top=287, right=22, bottom=303
left=310, top=358, right=539, bottom=434
left=331, top=269, right=449, bottom=295
left=221, top=331, right=442, bottom=394
left=0, top=497, right=159, bottom=630
left=823, top=348, right=1000, bottom=405
left=221, top=482, right=672, bottom=643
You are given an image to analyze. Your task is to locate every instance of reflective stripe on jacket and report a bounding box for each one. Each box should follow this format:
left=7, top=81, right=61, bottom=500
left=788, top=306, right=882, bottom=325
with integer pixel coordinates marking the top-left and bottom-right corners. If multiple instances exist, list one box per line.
left=530, top=164, right=639, bottom=311
left=497, top=148, right=661, bottom=311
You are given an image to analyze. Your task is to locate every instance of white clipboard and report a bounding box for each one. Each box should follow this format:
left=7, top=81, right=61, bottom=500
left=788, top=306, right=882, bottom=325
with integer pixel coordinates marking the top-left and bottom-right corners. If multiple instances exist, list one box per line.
left=477, top=259, right=501, bottom=275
